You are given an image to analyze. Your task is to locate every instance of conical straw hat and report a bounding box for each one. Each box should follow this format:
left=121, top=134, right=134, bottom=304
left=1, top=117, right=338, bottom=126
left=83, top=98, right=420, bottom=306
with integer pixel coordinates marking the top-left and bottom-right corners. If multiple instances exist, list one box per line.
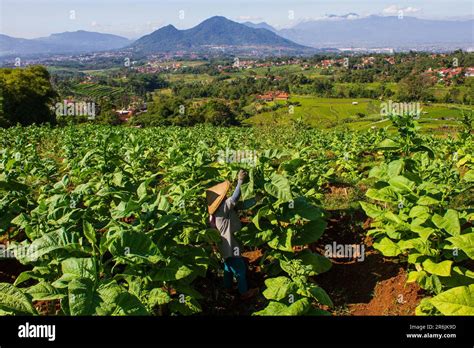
left=206, top=180, right=230, bottom=215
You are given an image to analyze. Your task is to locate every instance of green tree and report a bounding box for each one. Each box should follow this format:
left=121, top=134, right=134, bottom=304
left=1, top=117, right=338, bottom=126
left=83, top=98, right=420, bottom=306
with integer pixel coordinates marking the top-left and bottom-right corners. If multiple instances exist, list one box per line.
left=128, top=74, right=169, bottom=96
left=0, top=93, right=8, bottom=127
left=397, top=72, right=434, bottom=102
left=0, top=66, right=58, bottom=126
left=200, top=100, right=238, bottom=126
left=312, top=78, right=334, bottom=97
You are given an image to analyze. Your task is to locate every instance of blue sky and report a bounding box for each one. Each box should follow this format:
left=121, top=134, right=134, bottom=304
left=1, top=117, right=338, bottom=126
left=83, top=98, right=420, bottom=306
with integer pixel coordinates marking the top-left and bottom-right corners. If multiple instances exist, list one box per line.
left=1, top=0, right=472, bottom=39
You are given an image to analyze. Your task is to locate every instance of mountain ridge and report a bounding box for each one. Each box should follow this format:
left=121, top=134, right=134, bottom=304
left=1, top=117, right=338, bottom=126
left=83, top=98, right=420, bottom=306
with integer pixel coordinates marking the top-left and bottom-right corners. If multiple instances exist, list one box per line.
left=131, top=16, right=308, bottom=53
left=0, top=30, right=131, bottom=56
left=1, top=15, right=472, bottom=57
left=278, top=15, right=473, bottom=49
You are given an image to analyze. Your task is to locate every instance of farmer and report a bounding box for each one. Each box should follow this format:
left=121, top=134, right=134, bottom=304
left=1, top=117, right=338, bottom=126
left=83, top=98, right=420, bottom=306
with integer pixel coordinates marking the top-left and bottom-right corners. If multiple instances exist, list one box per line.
left=206, top=170, right=258, bottom=300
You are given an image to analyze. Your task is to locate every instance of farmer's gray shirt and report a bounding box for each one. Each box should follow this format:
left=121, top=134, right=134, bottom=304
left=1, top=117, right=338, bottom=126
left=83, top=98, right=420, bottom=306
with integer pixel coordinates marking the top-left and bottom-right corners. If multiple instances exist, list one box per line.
left=214, top=181, right=242, bottom=259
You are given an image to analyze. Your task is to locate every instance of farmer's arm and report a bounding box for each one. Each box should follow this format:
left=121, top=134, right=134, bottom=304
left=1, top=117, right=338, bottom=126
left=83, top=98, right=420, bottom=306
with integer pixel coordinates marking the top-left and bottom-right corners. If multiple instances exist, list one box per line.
left=229, top=179, right=243, bottom=203
left=227, top=170, right=246, bottom=208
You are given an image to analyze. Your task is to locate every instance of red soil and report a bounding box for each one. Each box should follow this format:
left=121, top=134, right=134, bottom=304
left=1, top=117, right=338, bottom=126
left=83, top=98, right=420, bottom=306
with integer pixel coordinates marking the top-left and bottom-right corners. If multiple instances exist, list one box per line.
left=349, top=269, right=423, bottom=315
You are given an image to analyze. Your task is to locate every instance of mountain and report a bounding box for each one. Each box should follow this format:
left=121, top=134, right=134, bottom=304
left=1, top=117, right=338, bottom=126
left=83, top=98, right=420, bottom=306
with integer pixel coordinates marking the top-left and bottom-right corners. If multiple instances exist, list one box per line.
left=0, top=31, right=131, bottom=56
left=278, top=15, right=473, bottom=49
left=132, top=16, right=309, bottom=54
left=0, top=34, right=47, bottom=56
left=35, top=31, right=131, bottom=52
left=242, top=21, right=277, bottom=32
left=323, top=13, right=360, bottom=20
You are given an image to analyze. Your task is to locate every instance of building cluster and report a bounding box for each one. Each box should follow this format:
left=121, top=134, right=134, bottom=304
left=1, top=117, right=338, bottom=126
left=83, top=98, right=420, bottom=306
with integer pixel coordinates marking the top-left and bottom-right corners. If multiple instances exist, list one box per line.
left=424, top=67, right=472, bottom=84
left=218, top=58, right=302, bottom=71
left=256, top=91, right=290, bottom=101
left=114, top=100, right=147, bottom=122
left=133, top=61, right=185, bottom=74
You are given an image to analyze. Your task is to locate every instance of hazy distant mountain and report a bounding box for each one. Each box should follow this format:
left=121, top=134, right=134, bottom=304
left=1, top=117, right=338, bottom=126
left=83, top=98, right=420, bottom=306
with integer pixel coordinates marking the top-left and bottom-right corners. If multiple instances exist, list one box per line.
left=278, top=15, right=473, bottom=49
left=0, top=34, right=47, bottom=56
left=35, top=31, right=131, bottom=52
left=323, top=13, right=360, bottom=20
left=0, top=31, right=131, bottom=56
left=132, top=16, right=308, bottom=53
left=242, top=21, right=277, bottom=32
left=2, top=15, right=470, bottom=57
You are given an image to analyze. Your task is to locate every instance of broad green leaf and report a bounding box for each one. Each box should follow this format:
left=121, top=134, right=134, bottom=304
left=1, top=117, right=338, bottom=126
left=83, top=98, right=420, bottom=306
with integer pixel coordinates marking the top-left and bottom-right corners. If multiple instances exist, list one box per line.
left=440, top=266, right=474, bottom=288
left=0, top=283, right=36, bottom=315
left=443, top=210, right=461, bottom=236
left=254, top=298, right=311, bottom=316
left=407, top=270, right=426, bottom=283
left=268, top=229, right=293, bottom=252
left=366, top=187, right=397, bottom=203
left=252, top=206, right=271, bottom=231
left=68, top=277, right=100, bottom=316
left=398, top=238, right=437, bottom=256
left=422, top=259, right=453, bottom=277
left=462, top=169, right=474, bottom=182
left=298, top=250, right=332, bottom=275
left=264, top=173, right=293, bottom=202
left=407, top=253, right=424, bottom=264
left=169, top=295, right=202, bottom=315
left=155, top=215, right=178, bottom=230
left=23, top=228, right=81, bottom=262
left=284, top=298, right=311, bottom=315
left=262, top=276, right=296, bottom=301
left=137, top=181, right=148, bottom=200
left=447, top=233, right=474, bottom=259
left=148, top=288, right=171, bottom=307
left=432, top=210, right=460, bottom=236
left=108, top=230, right=160, bottom=260
left=152, top=260, right=194, bottom=281
left=360, top=201, right=384, bottom=219
left=253, top=301, right=288, bottom=316
left=388, top=176, right=415, bottom=193
left=377, top=138, right=399, bottom=149
left=308, top=286, right=333, bottom=307
left=387, top=159, right=404, bottom=177
left=26, top=282, right=65, bottom=301
left=96, top=281, right=148, bottom=316
left=417, top=196, right=439, bottom=206
left=280, top=158, right=305, bottom=173
left=14, top=270, right=43, bottom=287
left=410, top=225, right=435, bottom=240
left=83, top=220, right=97, bottom=246
left=284, top=197, right=323, bottom=221
left=373, top=237, right=401, bottom=256
left=53, top=257, right=96, bottom=288
left=240, top=181, right=254, bottom=201
left=293, top=219, right=326, bottom=245
left=418, top=274, right=443, bottom=294
left=368, top=165, right=386, bottom=179
left=430, top=285, right=474, bottom=315
left=409, top=206, right=430, bottom=219
left=111, top=199, right=141, bottom=219
left=415, top=298, right=440, bottom=316
left=384, top=211, right=404, bottom=224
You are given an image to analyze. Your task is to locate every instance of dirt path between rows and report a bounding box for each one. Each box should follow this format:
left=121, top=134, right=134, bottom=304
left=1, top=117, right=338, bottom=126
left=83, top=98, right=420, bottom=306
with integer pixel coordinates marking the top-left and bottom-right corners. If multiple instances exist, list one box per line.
left=313, top=209, right=424, bottom=315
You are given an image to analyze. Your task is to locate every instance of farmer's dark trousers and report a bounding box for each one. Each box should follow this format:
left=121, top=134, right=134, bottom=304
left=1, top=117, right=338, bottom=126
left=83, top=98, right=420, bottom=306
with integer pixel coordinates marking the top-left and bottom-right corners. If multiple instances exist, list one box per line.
left=223, top=256, right=248, bottom=294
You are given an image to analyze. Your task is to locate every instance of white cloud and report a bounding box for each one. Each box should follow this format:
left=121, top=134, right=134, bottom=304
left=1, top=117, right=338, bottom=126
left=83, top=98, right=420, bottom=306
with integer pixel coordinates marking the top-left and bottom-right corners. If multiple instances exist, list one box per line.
left=294, top=13, right=361, bottom=23
left=236, top=15, right=263, bottom=21
left=383, top=5, right=420, bottom=15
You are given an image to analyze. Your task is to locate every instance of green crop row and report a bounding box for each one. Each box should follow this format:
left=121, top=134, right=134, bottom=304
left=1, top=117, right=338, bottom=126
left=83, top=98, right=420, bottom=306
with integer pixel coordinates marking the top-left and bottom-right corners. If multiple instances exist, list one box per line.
left=0, top=118, right=472, bottom=316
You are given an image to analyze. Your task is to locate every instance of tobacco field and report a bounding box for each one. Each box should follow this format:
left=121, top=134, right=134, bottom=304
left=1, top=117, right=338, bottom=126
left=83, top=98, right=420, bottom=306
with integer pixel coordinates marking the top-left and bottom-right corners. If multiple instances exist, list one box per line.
left=0, top=115, right=473, bottom=316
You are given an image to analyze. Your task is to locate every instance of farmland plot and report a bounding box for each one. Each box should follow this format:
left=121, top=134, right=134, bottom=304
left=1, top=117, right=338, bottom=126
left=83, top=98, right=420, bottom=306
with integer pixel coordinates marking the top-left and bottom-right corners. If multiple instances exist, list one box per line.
left=0, top=119, right=472, bottom=316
